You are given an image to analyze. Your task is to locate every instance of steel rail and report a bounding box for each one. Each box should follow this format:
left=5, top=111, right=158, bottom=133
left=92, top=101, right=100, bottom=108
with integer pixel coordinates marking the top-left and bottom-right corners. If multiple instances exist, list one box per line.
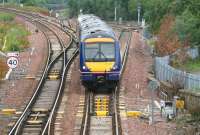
left=80, top=88, right=121, bottom=135
left=38, top=19, right=78, bottom=48
left=40, top=22, right=76, bottom=133
left=7, top=17, right=53, bottom=135
left=0, top=6, right=76, bottom=42
left=81, top=90, right=91, bottom=135
left=0, top=6, right=75, bottom=32
left=13, top=20, right=67, bottom=134
left=80, top=27, right=132, bottom=135
left=120, top=31, right=132, bottom=75
left=27, top=21, right=78, bottom=134
left=41, top=48, right=79, bottom=135
left=9, top=24, right=65, bottom=135
left=0, top=8, right=77, bottom=134
left=113, top=86, right=121, bottom=135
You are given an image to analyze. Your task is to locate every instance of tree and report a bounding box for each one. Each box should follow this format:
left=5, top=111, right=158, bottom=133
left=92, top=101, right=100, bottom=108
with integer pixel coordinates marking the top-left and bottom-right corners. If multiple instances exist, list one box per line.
left=67, top=0, right=127, bottom=20
left=67, top=0, right=79, bottom=17
left=175, top=9, right=200, bottom=47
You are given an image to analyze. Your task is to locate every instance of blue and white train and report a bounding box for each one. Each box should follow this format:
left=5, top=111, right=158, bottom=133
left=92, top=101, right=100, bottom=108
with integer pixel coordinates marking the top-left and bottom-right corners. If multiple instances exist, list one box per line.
left=78, top=14, right=121, bottom=88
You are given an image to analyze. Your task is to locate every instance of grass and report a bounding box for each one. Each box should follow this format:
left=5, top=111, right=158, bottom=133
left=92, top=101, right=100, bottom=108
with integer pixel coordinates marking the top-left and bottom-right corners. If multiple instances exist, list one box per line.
left=176, top=112, right=200, bottom=125
left=0, top=12, right=30, bottom=52
left=22, top=6, right=49, bottom=15
left=0, top=12, right=15, bottom=22
left=3, top=24, right=30, bottom=51
left=1, top=3, right=49, bottom=15
left=180, top=58, right=200, bottom=73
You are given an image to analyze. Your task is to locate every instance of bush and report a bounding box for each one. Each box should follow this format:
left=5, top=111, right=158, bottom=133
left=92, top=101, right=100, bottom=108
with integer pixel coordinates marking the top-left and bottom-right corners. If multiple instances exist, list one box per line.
left=0, top=12, right=15, bottom=22
left=191, top=112, right=200, bottom=121
left=175, top=9, right=200, bottom=47
left=1, top=24, right=30, bottom=52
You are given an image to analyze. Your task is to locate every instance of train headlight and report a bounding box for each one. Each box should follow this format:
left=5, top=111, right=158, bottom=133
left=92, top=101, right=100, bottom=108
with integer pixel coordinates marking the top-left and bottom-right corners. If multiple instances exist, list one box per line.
left=112, top=65, right=118, bottom=70
left=83, top=66, right=86, bottom=70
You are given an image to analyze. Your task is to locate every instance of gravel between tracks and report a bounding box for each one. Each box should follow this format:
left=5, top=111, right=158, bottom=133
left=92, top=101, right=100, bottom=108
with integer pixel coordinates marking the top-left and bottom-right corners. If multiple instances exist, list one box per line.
left=0, top=16, right=47, bottom=133
left=60, top=59, right=84, bottom=135
left=121, top=32, right=176, bottom=135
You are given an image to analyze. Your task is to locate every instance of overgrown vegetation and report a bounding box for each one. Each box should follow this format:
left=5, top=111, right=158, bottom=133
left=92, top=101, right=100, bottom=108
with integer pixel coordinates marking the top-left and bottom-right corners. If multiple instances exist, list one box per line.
left=0, top=12, right=15, bottom=22
left=67, top=0, right=200, bottom=55
left=0, top=12, right=30, bottom=52
left=176, top=112, right=200, bottom=125
left=3, top=24, right=29, bottom=51
left=4, top=0, right=199, bottom=50
left=67, top=0, right=130, bottom=20
left=2, top=3, right=49, bottom=15
left=191, top=112, right=200, bottom=120
left=1, top=0, right=200, bottom=54
left=176, top=58, right=200, bottom=73
left=0, top=58, right=8, bottom=79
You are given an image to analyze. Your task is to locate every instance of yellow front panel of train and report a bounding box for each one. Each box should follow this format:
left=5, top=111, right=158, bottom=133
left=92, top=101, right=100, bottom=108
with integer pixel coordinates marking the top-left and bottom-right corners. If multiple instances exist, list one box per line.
left=85, top=62, right=115, bottom=72
left=85, top=38, right=114, bottom=43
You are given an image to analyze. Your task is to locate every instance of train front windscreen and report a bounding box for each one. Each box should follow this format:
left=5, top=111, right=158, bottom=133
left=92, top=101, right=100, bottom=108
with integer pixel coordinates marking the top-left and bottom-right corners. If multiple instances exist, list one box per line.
left=84, top=43, right=115, bottom=62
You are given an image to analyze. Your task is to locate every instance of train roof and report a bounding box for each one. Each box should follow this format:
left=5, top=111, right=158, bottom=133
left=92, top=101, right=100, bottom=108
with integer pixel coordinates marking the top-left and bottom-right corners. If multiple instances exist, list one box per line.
left=78, top=14, right=116, bottom=41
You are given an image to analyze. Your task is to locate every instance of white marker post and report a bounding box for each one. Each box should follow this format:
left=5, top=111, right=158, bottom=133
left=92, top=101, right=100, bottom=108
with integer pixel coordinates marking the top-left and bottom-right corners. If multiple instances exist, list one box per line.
left=148, top=80, right=159, bottom=125
left=137, top=3, right=141, bottom=25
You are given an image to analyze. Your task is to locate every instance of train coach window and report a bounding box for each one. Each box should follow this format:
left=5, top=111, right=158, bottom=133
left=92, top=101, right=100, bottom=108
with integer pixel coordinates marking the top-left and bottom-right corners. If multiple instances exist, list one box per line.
left=85, top=44, right=99, bottom=61
left=84, top=43, right=115, bottom=62
left=101, top=43, right=115, bottom=59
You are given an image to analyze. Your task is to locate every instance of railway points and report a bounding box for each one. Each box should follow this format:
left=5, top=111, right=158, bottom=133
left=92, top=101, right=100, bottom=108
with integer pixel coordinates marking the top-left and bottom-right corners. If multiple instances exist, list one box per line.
left=0, top=5, right=187, bottom=135
left=0, top=7, right=78, bottom=134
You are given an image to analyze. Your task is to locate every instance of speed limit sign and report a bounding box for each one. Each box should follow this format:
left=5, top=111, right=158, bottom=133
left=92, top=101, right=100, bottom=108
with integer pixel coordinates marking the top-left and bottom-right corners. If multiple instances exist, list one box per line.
left=7, top=57, right=18, bottom=69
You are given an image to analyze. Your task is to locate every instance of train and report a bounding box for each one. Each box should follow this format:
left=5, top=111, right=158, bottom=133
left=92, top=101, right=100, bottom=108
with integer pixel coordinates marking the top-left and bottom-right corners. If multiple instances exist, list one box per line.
left=78, top=14, right=121, bottom=88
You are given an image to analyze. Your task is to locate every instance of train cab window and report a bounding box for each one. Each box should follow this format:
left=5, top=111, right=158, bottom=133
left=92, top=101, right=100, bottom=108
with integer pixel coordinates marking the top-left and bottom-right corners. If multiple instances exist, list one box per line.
left=84, top=43, right=115, bottom=62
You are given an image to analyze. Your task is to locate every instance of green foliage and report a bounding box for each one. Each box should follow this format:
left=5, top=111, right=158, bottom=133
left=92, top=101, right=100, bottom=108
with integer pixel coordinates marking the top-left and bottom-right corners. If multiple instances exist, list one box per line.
left=21, top=0, right=47, bottom=6
left=67, top=0, right=79, bottom=17
left=21, top=5, right=49, bottom=13
left=128, top=0, right=139, bottom=20
left=67, top=0, right=130, bottom=20
left=4, top=25, right=29, bottom=51
left=0, top=22, right=30, bottom=52
left=6, top=0, right=47, bottom=6
left=0, top=12, right=15, bottom=22
left=133, top=0, right=200, bottom=47
left=141, top=0, right=172, bottom=32
left=174, top=4, right=200, bottom=47
left=191, top=112, right=200, bottom=121
left=180, top=58, right=200, bottom=73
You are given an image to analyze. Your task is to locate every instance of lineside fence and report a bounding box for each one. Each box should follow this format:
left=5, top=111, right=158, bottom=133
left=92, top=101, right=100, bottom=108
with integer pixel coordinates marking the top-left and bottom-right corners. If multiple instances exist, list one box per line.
left=155, top=47, right=200, bottom=91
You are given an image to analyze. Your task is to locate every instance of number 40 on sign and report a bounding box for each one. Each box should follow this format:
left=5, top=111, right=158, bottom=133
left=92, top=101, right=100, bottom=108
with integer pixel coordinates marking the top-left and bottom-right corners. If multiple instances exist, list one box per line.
left=7, top=57, right=18, bottom=69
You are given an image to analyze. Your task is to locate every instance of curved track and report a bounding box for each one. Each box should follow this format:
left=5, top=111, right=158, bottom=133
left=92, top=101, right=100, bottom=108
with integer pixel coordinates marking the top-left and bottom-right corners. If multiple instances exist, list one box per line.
left=0, top=7, right=78, bottom=135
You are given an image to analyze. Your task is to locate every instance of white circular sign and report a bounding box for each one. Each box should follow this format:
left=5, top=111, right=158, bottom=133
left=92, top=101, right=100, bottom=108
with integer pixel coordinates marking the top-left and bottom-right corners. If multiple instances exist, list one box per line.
left=7, top=57, right=18, bottom=69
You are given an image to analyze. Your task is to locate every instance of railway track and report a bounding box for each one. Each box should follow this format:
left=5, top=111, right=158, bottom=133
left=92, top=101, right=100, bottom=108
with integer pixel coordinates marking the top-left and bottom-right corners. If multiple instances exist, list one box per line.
left=0, top=7, right=77, bottom=42
left=79, top=28, right=132, bottom=135
left=0, top=7, right=134, bottom=135
left=80, top=88, right=121, bottom=135
left=0, top=7, right=78, bottom=134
